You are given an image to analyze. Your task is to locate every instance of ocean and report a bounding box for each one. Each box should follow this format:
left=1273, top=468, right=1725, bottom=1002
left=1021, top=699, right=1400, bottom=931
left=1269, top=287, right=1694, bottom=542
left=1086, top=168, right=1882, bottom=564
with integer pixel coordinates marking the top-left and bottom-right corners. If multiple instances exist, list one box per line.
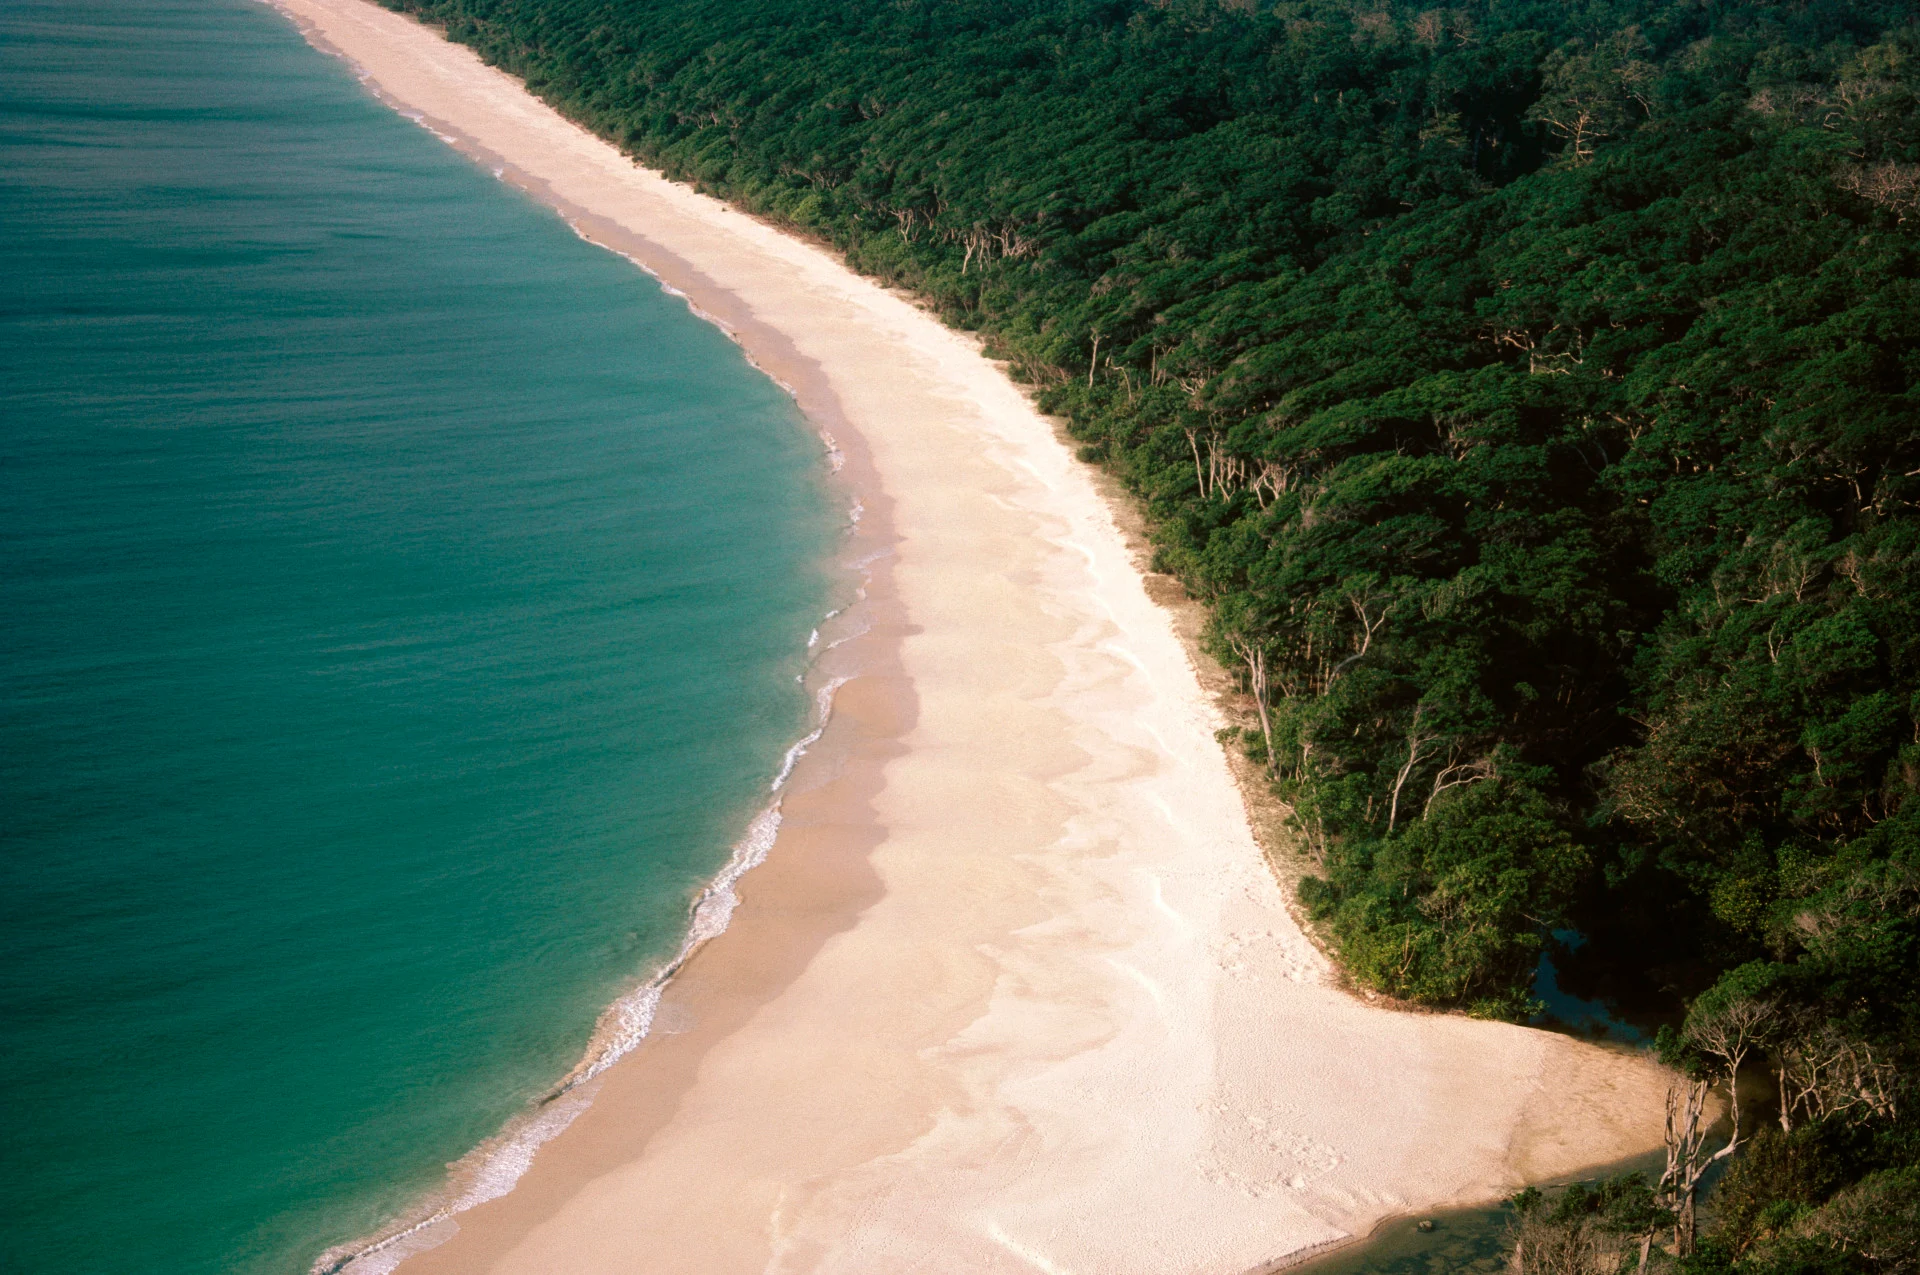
left=0, top=0, right=840, bottom=1270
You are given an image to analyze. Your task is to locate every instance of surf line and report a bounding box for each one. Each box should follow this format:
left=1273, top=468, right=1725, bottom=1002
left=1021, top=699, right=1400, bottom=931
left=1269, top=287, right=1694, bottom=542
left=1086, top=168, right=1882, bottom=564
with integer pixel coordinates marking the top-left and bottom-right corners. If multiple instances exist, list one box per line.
left=311, top=656, right=851, bottom=1275
left=273, top=7, right=884, bottom=1269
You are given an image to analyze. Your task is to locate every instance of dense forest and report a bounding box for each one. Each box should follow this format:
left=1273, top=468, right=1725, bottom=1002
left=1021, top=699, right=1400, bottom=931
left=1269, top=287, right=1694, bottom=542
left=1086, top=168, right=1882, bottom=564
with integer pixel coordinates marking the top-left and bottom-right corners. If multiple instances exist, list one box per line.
left=380, top=0, right=1916, bottom=1268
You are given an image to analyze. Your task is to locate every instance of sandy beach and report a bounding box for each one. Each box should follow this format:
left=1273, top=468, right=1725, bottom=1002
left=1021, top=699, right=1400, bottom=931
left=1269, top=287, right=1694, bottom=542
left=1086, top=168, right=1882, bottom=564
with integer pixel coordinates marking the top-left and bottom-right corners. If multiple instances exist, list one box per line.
left=271, top=2, right=1677, bottom=1271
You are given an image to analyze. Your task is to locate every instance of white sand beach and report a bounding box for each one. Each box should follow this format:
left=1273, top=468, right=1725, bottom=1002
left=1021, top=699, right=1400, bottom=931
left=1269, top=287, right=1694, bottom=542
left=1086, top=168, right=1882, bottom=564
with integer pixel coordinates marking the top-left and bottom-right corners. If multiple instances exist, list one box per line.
left=272, top=3, right=1676, bottom=1271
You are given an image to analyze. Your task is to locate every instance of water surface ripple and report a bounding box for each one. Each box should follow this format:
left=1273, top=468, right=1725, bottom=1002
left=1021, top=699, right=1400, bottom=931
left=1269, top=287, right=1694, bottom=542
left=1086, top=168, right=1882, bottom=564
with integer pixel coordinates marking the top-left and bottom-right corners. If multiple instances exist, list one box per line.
left=0, top=0, right=835, bottom=1269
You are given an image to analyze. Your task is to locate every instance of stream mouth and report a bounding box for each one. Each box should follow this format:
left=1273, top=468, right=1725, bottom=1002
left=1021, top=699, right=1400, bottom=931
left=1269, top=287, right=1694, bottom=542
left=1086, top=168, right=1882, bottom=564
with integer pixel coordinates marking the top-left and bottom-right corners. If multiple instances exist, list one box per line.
left=1288, top=1203, right=1513, bottom=1275
left=1533, top=929, right=1655, bottom=1044
left=1287, top=1150, right=1670, bottom=1275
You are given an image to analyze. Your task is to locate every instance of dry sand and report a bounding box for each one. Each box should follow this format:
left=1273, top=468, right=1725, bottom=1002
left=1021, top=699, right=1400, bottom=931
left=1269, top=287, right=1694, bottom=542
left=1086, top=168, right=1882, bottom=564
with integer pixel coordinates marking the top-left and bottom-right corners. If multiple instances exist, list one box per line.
left=270, top=3, right=1677, bottom=1271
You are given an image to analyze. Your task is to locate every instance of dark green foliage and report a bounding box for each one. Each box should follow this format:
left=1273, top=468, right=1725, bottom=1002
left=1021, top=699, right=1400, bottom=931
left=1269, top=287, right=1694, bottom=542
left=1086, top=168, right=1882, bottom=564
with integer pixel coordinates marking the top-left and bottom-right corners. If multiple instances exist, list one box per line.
left=1303, top=777, right=1588, bottom=1016
left=1693, top=1120, right=1920, bottom=1274
left=379, top=0, right=1919, bottom=1260
left=1712, top=1126, right=1857, bottom=1259
left=1531, top=1172, right=1667, bottom=1232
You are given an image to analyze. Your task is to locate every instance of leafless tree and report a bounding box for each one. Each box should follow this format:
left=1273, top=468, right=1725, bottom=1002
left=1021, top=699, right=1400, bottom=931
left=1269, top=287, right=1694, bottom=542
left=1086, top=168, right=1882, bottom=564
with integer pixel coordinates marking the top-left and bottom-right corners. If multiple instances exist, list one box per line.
left=1659, top=1078, right=1716, bottom=1255
left=1426, top=751, right=1496, bottom=816
left=1777, top=1021, right=1904, bottom=1131
left=1225, top=630, right=1275, bottom=775
left=1323, top=585, right=1390, bottom=690
left=1184, top=427, right=1250, bottom=501
left=1249, top=460, right=1302, bottom=509
left=1648, top=998, right=1779, bottom=1255
left=1508, top=1211, right=1621, bottom=1275
left=1686, top=996, right=1777, bottom=1155
left=1836, top=161, right=1920, bottom=222
left=1386, top=704, right=1436, bottom=833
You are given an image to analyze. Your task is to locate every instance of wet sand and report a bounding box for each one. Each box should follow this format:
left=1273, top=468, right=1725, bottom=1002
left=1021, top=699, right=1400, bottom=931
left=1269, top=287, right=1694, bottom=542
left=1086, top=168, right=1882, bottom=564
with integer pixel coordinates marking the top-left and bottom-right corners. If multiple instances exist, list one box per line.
left=271, top=3, right=1678, bottom=1271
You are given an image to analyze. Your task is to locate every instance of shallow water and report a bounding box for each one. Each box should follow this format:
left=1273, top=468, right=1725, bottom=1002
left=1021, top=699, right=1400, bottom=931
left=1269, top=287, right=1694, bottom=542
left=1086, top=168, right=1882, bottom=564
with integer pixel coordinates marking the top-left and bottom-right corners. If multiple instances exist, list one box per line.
left=1291, top=1150, right=1671, bottom=1275
left=1297, top=1205, right=1516, bottom=1275
left=0, top=0, right=837, bottom=1269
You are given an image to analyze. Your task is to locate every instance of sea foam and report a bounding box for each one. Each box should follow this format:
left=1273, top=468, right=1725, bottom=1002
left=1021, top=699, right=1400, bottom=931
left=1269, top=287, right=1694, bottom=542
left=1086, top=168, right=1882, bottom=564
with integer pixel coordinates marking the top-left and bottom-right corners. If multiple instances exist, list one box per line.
left=314, top=658, right=851, bottom=1275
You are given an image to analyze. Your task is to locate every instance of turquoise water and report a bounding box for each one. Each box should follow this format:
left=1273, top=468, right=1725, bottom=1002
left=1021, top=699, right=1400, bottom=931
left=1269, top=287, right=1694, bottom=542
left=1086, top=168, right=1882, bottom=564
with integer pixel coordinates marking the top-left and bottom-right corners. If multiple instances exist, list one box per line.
left=0, top=0, right=836, bottom=1270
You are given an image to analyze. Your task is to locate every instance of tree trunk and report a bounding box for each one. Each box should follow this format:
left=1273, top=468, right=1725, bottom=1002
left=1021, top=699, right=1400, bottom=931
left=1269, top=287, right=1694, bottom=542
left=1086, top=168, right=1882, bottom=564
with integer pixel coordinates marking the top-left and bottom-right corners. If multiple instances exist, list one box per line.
left=1386, top=706, right=1429, bottom=833
left=1779, top=1057, right=1794, bottom=1132
left=1246, top=646, right=1273, bottom=774
left=1187, top=429, right=1208, bottom=499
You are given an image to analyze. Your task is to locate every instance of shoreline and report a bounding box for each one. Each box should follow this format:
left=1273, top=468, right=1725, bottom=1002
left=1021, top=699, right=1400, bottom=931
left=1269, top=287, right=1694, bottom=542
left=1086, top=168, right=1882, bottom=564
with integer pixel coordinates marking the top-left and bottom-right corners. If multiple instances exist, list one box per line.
left=281, top=14, right=904, bottom=1264
left=270, top=3, right=1680, bottom=1272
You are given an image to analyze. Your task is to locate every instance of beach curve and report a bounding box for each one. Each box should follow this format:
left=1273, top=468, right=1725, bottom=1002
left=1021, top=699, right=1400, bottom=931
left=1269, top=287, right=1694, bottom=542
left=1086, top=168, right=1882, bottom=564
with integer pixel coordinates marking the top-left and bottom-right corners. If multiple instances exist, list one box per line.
left=268, top=1, right=1677, bottom=1270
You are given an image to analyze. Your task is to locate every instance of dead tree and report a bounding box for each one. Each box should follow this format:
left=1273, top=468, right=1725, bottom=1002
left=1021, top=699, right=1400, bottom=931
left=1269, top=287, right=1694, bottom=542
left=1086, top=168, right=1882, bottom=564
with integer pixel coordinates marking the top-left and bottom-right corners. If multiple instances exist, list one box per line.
left=1426, top=751, right=1496, bottom=816
left=1186, top=427, right=1208, bottom=498
left=1250, top=460, right=1298, bottom=509
left=1385, top=704, right=1435, bottom=834
left=1660, top=1078, right=1715, bottom=1256
left=1685, top=996, right=1775, bottom=1155
left=1323, top=588, right=1391, bottom=691
left=1650, top=1001, right=1775, bottom=1256
left=1225, top=631, right=1275, bottom=774
left=1777, top=1022, right=1905, bottom=1131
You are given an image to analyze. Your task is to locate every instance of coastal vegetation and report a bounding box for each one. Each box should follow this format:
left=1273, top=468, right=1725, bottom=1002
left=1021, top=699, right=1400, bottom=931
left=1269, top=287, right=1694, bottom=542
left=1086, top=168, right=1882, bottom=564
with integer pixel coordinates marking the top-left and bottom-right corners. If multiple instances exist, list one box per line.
left=377, top=0, right=1917, bottom=1266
